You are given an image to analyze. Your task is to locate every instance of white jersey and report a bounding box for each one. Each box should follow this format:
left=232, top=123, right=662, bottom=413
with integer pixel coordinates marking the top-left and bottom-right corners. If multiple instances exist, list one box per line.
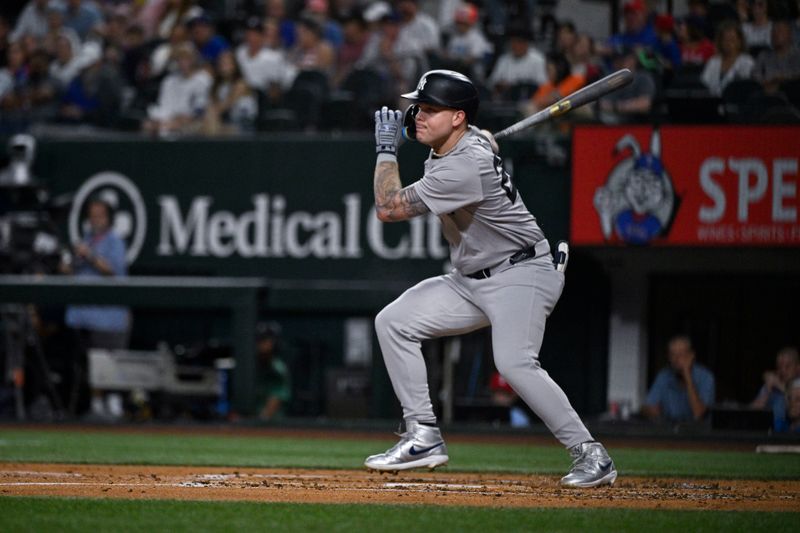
left=413, top=126, right=545, bottom=274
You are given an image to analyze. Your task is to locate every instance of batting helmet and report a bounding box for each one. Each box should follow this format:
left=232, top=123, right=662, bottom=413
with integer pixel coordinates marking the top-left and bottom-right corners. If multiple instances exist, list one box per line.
left=401, top=70, right=479, bottom=123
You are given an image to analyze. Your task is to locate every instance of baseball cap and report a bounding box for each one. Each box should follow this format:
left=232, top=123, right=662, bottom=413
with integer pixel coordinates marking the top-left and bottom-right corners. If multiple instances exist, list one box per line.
left=187, top=10, right=213, bottom=27
left=623, top=0, right=646, bottom=13
left=455, top=3, right=479, bottom=25
left=655, top=13, right=674, bottom=32
left=363, top=1, right=391, bottom=23
left=244, top=16, right=263, bottom=32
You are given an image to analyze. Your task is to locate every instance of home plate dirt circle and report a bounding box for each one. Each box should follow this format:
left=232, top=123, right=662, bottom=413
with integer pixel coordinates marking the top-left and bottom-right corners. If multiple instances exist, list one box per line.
left=2, top=463, right=799, bottom=511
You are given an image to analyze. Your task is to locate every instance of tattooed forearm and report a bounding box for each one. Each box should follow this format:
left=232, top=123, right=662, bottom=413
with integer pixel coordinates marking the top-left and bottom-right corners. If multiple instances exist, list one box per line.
left=374, top=161, right=430, bottom=221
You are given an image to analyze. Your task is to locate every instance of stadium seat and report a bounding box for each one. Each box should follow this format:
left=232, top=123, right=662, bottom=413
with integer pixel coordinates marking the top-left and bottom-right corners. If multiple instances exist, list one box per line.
left=285, top=69, right=331, bottom=130
left=721, top=79, right=764, bottom=122
left=339, top=68, right=390, bottom=130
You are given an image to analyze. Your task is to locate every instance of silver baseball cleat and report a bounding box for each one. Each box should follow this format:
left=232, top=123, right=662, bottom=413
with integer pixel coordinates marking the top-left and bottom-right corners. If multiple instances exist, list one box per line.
left=365, top=421, right=449, bottom=472
left=559, top=441, right=617, bottom=488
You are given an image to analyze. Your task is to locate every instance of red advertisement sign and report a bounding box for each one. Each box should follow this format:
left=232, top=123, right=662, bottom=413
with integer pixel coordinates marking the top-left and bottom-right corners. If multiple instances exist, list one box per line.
left=570, top=126, right=800, bottom=246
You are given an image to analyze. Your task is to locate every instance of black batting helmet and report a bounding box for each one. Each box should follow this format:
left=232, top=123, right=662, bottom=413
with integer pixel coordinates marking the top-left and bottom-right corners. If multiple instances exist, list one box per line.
left=401, top=70, right=479, bottom=123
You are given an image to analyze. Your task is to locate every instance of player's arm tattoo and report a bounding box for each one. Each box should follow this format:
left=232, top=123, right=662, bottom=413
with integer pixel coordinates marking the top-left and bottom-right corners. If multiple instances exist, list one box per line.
left=374, top=160, right=430, bottom=221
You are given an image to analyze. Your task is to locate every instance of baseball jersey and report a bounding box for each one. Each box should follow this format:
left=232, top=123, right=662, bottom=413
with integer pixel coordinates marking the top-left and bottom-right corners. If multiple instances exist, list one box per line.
left=412, top=126, right=545, bottom=274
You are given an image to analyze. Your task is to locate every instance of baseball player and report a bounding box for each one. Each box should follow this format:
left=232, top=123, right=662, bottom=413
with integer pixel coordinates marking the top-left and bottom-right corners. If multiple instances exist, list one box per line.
left=364, top=70, right=617, bottom=488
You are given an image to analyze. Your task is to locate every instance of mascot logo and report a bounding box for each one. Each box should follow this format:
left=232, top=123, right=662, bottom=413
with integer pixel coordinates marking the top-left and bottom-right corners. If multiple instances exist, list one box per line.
left=68, top=172, right=147, bottom=264
left=593, top=130, right=678, bottom=244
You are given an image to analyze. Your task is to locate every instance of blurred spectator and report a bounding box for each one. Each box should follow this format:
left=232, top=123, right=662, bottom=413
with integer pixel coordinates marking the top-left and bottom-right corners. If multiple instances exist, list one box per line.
left=555, top=20, right=577, bottom=58
left=58, top=44, right=124, bottom=127
left=133, top=0, right=165, bottom=40
left=742, top=0, right=773, bottom=50
left=187, top=11, right=229, bottom=65
left=101, top=10, right=132, bottom=50
left=49, top=31, right=98, bottom=91
left=525, top=51, right=585, bottom=114
left=287, top=15, right=335, bottom=78
left=10, top=0, right=56, bottom=43
left=42, top=3, right=81, bottom=58
left=265, top=0, right=296, bottom=50
left=333, top=8, right=369, bottom=87
left=486, top=22, right=546, bottom=101
left=149, top=20, right=190, bottom=77
left=440, top=2, right=492, bottom=82
left=61, top=197, right=131, bottom=419
left=734, top=0, right=750, bottom=24
left=774, top=378, right=800, bottom=433
left=202, top=49, right=257, bottom=135
left=397, top=0, right=441, bottom=56
left=356, top=11, right=425, bottom=97
left=119, top=23, right=148, bottom=87
left=17, top=48, right=59, bottom=123
left=570, top=33, right=602, bottom=83
left=654, top=13, right=682, bottom=70
left=263, top=15, right=287, bottom=51
left=687, top=0, right=714, bottom=39
left=434, top=0, right=466, bottom=38
left=142, top=42, right=211, bottom=136
left=63, top=0, right=103, bottom=40
left=0, top=42, right=28, bottom=126
left=596, top=46, right=656, bottom=123
left=253, top=321, right=291, bottom=421
left=154, top=0, right=196, bottom=41
left=750, top=346, right=800, bottom=428
left=606, top=0, right=658, bottom=55
left=677, top=15, right=716, bottom=65
left=304, top=0, right=344, bottom=49
left=641, top=335, right=716, bottom=422
left=235, top=17, right=295, bottom=100
left=701, top=20, right=754, bottom=96
left=753, top=18, right=800, bottom=93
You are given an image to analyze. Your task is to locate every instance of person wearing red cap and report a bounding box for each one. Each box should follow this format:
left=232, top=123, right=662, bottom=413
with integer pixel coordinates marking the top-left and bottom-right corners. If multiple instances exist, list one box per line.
left=654, top=13, right=682, bottom=69
left=441, top=3, right=493, bottom=81
left=606, top=0, right=659, bottom=54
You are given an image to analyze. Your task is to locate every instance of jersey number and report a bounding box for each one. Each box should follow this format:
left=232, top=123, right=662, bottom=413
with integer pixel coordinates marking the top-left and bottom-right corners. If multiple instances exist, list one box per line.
left=494, top=155, right=518, bottom=203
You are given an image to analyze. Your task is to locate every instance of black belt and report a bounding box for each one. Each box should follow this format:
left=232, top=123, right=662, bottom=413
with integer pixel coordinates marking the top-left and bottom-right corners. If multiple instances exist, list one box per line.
left=465, top=243, right=544, bottom=280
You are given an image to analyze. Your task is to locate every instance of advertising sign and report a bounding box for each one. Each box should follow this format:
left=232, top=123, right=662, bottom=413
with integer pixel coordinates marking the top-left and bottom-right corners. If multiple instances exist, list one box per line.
left=571, top=126, right=799, bottom=246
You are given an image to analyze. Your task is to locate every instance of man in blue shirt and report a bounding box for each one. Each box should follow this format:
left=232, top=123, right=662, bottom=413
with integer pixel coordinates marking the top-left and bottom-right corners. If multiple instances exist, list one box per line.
left=63, top=0, right=102, bottom=41
left=187, top=13, right=229, bottom=65
left=63, top=197, right=131, bottom=418
left=643, top=335, right=716, bottom=422
left=607, top=0, right=659, bottom=54
left=750, top=347, right=800, bottom=429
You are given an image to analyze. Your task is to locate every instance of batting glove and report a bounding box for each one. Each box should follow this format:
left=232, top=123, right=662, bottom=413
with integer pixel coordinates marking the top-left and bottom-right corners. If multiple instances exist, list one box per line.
left=374, top=106, right=404, bottom=155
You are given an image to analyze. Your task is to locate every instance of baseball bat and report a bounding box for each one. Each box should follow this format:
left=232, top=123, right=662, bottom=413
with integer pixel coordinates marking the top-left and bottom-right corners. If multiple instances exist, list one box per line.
left=492, top=68, right=633, bottom=140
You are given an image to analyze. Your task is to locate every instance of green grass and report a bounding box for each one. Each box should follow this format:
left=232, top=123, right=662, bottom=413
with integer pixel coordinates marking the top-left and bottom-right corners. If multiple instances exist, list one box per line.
left=0, top=497, right=797, bottom=533
left=1, top=428, right=799, bottom=479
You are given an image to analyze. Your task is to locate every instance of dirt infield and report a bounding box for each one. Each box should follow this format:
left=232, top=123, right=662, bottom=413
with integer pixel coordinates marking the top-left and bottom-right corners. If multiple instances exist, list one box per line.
left=2, top=463, right=799, bottom=511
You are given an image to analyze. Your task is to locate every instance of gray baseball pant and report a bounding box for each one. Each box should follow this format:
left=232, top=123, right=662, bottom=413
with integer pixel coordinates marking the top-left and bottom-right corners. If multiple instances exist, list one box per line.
left=374, top=253, right=593, bottom=449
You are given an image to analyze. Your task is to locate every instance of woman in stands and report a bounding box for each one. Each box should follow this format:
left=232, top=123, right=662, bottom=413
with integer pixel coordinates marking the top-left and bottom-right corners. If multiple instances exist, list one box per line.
left=701, top=20, right=754, bottom=96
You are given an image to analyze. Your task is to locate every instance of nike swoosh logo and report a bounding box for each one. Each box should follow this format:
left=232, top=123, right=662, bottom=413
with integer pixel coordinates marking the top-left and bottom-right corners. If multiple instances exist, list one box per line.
left=598, top=461, right=613, bottom=471
left=409, top=443, right=443, bottom=456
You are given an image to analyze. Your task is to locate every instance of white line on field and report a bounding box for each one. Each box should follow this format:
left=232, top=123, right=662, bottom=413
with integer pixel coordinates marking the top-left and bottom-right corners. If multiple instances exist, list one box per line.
left=1, top=471, right=83, bottom=477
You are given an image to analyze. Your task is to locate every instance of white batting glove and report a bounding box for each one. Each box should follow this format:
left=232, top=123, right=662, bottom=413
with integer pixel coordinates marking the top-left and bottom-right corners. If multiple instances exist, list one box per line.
left=374, top=106, right=404, bottom=155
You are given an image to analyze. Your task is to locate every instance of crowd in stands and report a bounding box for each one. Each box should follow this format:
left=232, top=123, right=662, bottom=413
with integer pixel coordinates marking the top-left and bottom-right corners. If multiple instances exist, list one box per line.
left=1, top=0, right=799, bottom=136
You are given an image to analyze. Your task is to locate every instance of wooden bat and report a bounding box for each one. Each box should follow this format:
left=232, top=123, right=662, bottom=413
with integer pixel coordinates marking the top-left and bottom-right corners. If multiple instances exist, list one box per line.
left=492, top=68, right=634, bottom=140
